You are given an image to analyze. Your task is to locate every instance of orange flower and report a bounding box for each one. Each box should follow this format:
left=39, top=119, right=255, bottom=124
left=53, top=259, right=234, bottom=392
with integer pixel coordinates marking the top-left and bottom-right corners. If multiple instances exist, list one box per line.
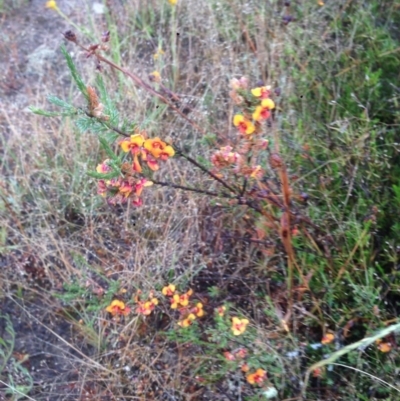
left=134, top=178, right=153, bottom=197
left=191, top=303, right=204, bottom=317
left=143, top=137, right=167, bottom=158
left=120, top=134, right=145, bottom=155
left=252, top=99, right=275, bottom=122
left=216, top=306, right=226, bottom=317
left=321, top=333, right=335, bottom=345
left=136, top=298, right=159, bottom=316
left=178, top=313, right=196, bottom=327
left=159, top=145, right=175, bottom=161
left=376, top=339, right=392, bottom=353
left=118, top=180, right=135, bottom=198
left=231, top=317, right=249, bottom=336
left=251, top=86, right=271, bottom=99
left=141, top=150, right=160, bottom=171
left=246, top=368, right=267, bottom=385
left=106, top=300, right=131, bottom=316
left=162, top=284, right=176, bottom=296
left=241, top=363, right=250, bottom=372
left=233, top=115, right=255, bottom=135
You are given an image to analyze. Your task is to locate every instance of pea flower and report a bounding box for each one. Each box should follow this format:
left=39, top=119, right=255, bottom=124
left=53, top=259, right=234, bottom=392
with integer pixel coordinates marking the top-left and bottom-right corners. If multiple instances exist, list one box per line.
left=246, top=368, right=267, bottom=385
left=106, top=300, right=131, bottom=316
left=252, top=98, right=275, bottom=122
left=162, top=284, right=176, bottom=296
left=144, top=137, right=175, bottom=160
left=170, top=289, right=193, bottom=309
left=216, top=306, right=226, bottom=317
left=120, top=134, right=145, bottom=155
left=191, top=302, right=204, bottom=317
left=136, top=298, right=159, bottom=316
left=251, top=86, right=271, bottom=99
left=178, top=313, right=196, bottom=328
left=233, top=115, right=255, bottom=135
left=231, top=317, right=249, bottom=335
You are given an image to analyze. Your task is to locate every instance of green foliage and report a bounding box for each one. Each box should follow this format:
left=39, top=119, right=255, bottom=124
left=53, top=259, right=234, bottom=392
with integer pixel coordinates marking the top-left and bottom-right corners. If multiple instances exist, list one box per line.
left=61, top=45, right=88, bottom=100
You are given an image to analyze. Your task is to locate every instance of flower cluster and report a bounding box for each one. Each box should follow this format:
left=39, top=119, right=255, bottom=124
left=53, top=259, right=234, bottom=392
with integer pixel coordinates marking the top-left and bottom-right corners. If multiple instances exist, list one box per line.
left=134, top=290, right=159, bottom=316
left=162, top=284, right=204, bottom=327
left=231, top=80, right=275, bottom=136
left=96, top=130, right=174, bottom=207
left=210, top=78, right=274, bottom=182
left=105, top=300, right=131, bottom=316
left=96, top=160, right=153, bottom=207
left=120, top=134, right=175, bottom=173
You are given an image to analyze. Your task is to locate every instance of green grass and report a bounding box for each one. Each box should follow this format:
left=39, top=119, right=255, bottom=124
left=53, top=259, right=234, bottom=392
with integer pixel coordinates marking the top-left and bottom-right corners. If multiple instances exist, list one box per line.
left=1, top=0, right=400, bottom=400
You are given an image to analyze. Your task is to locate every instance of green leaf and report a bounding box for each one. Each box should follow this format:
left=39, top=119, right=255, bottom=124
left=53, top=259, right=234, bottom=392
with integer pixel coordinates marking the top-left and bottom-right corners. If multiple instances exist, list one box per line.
left=98, top=136, right=119, bottom=161
left=87, top=169, right=120, bottom=179
left=61, top=45, right=88, bottom=99
left=96, top=75, right=119, bottom=126
left=29, top=107, right=64, bottom=117
left=47, top=95, right=76, bottom=112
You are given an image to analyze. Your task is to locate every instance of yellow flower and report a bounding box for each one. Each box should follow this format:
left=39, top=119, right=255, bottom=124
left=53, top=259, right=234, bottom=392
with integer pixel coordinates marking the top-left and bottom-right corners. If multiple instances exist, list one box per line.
left=144, top=137, right=166, bottom=158
left=106, top=300, right=131, bottom=316
left=191, top=303, right=204, bottom=317
left=153, top=48, right=165, bottom=60
left=178, top=313, right=196, bottom=327
left=162, top=284, right=176, bottom=296
left=231, top=317, right=249, bottom=336
left=251, top=86, right=271, bottom=99
left=170, top=289, right=193, bottom=308
left=45, top=0, right=58, bottom=10
left=120, top=134, right=145, bottom=154
left=149, top=71, right=161, bottom=83
left=168, top=0, right=178, bottom=5
left=252, top=99, right=275, bottom=122
left=233, top=115, right=255, bottom=135
left=171, top=294, right=180, bottom=309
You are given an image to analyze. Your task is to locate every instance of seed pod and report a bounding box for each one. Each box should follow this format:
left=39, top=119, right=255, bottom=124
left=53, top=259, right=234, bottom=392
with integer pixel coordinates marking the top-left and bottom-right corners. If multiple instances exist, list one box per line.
left=63, top=30, right=78, bottom=44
